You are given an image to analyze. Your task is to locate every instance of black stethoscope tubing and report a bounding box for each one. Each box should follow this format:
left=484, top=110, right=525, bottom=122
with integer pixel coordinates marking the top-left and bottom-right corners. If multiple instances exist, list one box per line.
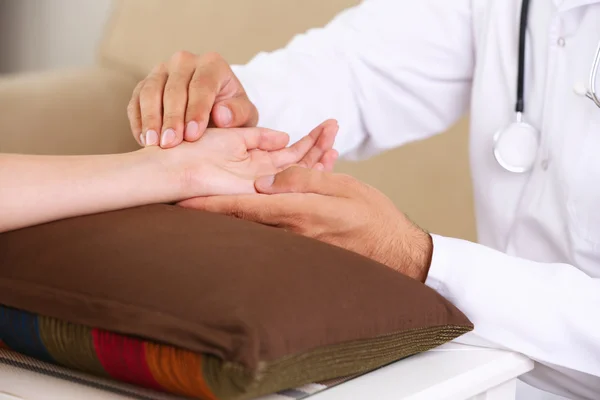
left=516, top=0, right=531, bottom=115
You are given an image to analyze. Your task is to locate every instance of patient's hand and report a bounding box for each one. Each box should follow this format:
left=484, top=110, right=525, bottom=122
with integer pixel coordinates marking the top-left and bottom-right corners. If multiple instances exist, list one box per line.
left=0, top=120, right=337, bottom=233
left=170, top=119, right=339, bottom=197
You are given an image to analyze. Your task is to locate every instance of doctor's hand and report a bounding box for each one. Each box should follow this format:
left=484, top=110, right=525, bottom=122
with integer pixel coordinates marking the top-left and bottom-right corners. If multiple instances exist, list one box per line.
left=128, top=51, right=257, bottom=149
left=179, top=166, right=433, bottom=281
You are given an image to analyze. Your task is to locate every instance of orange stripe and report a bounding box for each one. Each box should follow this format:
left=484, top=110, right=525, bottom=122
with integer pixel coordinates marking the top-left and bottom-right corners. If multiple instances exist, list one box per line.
left=145, top=342, right=217, bottom=400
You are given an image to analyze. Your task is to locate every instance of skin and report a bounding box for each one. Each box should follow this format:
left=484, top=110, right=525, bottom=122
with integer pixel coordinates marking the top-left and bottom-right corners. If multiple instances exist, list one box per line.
left=176, top=119, right=339, bottom=195
left=128, top=51, right=261, bottom=148
left=180, top=166, right=434, bottom=282
left=128, top=50, right=432, bottom=280
left=0, top=121, right=337, bottom=233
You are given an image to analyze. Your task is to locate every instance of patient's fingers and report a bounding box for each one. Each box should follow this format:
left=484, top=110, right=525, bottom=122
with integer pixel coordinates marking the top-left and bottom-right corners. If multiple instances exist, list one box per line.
left=238, top=128, right=290, bottom=151
left=140, top=64, right=168, bottom=146
left=269, top=120, right=339, bottom=169
left=297, top=120, right=338, bottom=168
left=160, top=52, right=196, bottom=148
left=269, top=134, right=316, bottom=168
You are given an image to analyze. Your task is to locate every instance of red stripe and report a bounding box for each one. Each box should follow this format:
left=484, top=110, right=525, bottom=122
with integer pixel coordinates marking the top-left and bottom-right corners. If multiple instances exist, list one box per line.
left=92, top=329, right=162, bottom=391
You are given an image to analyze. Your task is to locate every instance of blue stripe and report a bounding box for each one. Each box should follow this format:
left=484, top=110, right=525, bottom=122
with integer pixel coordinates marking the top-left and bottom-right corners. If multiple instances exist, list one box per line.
left=0, top=305, right=55, bottom=364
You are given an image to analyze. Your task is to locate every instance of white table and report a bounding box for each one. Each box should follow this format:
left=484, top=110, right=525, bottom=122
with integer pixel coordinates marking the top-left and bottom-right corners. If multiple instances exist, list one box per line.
left=0, top=344, right=533, bottom=400
left=311, top=343, right=534, bottom=400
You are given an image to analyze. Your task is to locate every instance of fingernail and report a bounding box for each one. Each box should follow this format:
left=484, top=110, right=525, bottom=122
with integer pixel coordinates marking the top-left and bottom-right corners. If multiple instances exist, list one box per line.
left=256, top=175, right=275, bottom=190
left=160, top=129, right=176, bottom=147
left=145, top=130, right=159, bottom=146
left=216, top=105, right=233, bottom=126
left=139, top=133, right=146, bottom=146
left=185, top=121, right=199, bottom=140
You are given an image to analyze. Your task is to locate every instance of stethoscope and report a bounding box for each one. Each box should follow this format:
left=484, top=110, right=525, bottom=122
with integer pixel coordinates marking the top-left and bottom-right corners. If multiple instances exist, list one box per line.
left=493, top=0, right=600, bottom=173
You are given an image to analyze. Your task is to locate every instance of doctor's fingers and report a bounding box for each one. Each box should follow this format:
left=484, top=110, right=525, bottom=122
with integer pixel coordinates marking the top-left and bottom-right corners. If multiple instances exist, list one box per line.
left=138, top=63, right=169, bottom=147
left=158, top=52, right=198, bottom=148
left=319, top=149, right=339, bottom=172
left=212, top=93, right=259, bottom=128
left=127, top=80, right=144, bottom=145
left=130, top=51, right=255, bottom=148
left=178, top=193, right=327, bottom=229
left=186, top=53, right=258, bottom=137
left=133, top=53, right=195, bottom=147
left=255, top=166, right=368, bottom=200
left=128, top=64, right=168, bottom=146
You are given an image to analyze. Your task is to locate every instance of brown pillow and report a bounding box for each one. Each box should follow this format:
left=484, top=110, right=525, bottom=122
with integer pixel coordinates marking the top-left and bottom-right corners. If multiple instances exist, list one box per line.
left=0, top=204, right=472, bottom=399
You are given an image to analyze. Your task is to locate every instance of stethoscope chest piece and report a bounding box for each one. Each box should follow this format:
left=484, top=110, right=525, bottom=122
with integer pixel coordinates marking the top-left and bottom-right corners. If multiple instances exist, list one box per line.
left=493, top=119, right=539, bottom=173
left=493, top=0, right=540, bottom=174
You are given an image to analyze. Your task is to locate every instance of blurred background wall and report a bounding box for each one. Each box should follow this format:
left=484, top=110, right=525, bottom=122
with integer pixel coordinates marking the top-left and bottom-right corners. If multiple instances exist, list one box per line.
left=0, top=0, right=112, bottom=74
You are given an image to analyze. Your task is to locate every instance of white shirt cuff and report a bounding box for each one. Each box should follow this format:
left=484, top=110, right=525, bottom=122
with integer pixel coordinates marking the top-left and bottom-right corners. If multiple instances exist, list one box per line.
left=424, top=234, right=452, bottom=299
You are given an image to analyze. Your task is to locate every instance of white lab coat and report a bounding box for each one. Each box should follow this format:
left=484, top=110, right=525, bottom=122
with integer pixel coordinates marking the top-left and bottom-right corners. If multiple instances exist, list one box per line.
left=232, top=0, right=600, bottom=399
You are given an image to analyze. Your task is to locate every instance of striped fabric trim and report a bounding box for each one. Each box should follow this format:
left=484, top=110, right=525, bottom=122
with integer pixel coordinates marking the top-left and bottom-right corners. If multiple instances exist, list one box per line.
left=0, top=304, right=471, bottom=399
left=0, top=303, right=337, bottom=399
left=0, top=348, right=184, bottom=400
left=0, top=349, right=324, bottom=400
left=0, top=305, right=343, bottom=399
left=0, top=306, right=54, bottom=363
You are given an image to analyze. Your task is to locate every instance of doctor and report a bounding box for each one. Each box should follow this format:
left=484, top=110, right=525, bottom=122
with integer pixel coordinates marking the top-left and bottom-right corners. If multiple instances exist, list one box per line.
left=126, top=0, right=600, bottom=399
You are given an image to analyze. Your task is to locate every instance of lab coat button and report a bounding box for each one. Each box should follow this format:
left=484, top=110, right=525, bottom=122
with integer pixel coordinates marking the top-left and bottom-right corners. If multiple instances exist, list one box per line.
left=557, top=37, right=566, bottom=47
left=541, top=159, right=549, bottom=170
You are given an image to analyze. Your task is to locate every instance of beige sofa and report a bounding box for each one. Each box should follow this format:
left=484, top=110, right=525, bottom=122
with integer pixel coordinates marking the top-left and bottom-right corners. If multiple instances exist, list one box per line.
left=0, top=0, right=476, bottom=242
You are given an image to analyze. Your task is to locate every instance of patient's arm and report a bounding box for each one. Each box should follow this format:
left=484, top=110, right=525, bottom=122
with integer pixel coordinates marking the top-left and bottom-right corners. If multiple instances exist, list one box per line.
left=0, top=120, right=338, bottom=233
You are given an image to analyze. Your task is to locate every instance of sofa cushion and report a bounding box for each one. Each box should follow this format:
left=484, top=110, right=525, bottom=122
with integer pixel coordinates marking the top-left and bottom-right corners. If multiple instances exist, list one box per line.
left=0, top=204, right=472, bottom=399
left=100, top=0, right=360, bottom=75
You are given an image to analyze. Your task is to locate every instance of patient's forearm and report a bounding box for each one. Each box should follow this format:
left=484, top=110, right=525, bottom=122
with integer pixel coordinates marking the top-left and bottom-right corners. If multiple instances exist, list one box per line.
left=0, top=149, right=180, bottom=233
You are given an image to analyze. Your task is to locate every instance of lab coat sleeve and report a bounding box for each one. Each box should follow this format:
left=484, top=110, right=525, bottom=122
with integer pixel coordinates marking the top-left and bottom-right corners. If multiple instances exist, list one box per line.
left=231, top=0, right=474, bottom=159
left=426, top=234, right=600, bottom=399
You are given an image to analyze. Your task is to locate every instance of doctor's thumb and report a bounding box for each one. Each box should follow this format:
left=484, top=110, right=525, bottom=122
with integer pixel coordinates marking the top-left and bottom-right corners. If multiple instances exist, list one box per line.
left=255, top=174, right=276, bottom=193
left=212, top=96, right=259, bottom=128
left=255, top=166, right=314, bottom=195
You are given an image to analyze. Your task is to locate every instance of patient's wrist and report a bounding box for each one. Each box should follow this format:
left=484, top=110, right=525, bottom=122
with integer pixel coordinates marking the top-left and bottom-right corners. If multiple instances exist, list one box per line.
left=132, top=147, right=190, bottom=203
